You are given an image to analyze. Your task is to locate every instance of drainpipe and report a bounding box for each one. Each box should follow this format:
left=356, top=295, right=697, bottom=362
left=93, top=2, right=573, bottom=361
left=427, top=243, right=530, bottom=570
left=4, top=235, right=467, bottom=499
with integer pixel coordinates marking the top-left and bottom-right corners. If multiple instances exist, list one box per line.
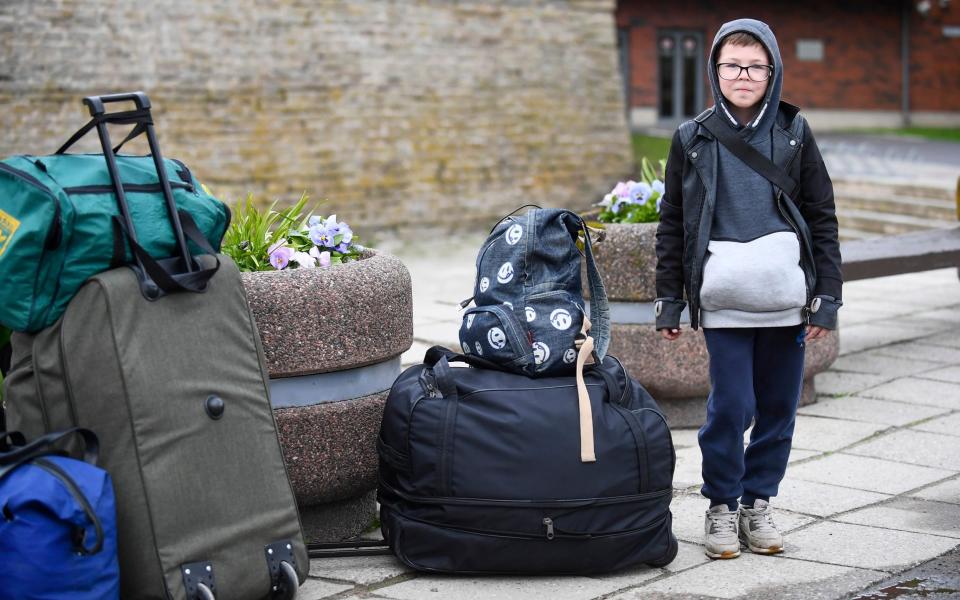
left=901, top=0, right=911, bottom=126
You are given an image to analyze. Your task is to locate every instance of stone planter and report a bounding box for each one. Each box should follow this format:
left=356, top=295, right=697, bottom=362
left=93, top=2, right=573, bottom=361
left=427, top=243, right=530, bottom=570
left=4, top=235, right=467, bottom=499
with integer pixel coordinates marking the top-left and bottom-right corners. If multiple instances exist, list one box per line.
left=589, top=222, right=838, bottom=427
left=241, top=250, right=413, bottom=541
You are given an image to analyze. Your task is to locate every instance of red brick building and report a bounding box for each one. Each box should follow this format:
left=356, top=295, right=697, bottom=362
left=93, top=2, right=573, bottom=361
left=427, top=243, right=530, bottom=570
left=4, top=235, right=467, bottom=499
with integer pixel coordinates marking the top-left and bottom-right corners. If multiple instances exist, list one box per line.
left=616, top=0, right=960, bottom=129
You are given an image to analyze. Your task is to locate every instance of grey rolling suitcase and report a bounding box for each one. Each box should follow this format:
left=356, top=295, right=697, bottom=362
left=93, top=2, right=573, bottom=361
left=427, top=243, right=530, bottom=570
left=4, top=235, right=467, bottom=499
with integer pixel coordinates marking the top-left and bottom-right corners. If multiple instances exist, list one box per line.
left=3, top=93, right=306, bottom=599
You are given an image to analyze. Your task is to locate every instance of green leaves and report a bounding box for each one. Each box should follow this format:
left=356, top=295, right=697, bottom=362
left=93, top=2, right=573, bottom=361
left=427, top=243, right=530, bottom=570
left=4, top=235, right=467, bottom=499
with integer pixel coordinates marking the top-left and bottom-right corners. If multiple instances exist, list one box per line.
left=221, top=192, right=312, bottom=272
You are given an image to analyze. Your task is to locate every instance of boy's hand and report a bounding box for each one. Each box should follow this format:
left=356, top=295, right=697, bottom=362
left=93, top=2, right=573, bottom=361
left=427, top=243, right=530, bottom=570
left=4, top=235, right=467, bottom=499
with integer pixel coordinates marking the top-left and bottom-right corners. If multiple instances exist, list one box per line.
left=660, top=328, right=682, bottom=341
left=804, top=325, right=828, bottom=341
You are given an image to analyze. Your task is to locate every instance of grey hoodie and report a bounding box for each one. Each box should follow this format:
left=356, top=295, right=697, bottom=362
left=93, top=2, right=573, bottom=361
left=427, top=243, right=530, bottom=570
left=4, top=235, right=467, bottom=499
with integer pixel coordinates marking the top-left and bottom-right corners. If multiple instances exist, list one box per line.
left=698, top=18, right=807, bottom=328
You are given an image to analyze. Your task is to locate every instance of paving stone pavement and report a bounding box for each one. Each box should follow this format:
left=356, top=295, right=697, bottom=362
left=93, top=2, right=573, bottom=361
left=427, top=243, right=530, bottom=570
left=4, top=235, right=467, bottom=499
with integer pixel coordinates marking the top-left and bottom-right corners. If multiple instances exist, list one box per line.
left=304, top=248, right=960, bottom=599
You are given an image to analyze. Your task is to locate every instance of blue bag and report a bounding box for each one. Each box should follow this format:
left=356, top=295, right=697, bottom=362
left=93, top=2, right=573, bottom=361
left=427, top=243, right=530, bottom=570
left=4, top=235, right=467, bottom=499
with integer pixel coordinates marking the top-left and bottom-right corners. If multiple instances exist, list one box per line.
left=459, top=207, right=610, bottom=377
left=0, top=428, right=119, bottom=600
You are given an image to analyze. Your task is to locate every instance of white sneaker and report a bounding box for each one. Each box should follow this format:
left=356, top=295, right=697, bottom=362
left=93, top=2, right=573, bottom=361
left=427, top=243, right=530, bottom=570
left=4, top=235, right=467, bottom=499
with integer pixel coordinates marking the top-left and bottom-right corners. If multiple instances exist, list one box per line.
left=704, top=504, right=741, bottom=559
left=739, top=499, right=784, bottom=554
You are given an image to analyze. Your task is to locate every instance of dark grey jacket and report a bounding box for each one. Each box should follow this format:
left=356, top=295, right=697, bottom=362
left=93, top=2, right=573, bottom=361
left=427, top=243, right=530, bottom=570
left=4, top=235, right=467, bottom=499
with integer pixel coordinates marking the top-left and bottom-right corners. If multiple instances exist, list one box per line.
left=654, top=101, right=843, bottom=331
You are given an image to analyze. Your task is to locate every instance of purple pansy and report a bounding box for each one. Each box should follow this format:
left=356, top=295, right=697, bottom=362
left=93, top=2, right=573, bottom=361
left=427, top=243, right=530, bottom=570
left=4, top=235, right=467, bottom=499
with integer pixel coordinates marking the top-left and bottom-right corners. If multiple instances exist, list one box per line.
left=629, top=181, right=652, bottom=204
left=309, top=224, right=335, bottom=247
left=268, top=241, right=295, bottom=270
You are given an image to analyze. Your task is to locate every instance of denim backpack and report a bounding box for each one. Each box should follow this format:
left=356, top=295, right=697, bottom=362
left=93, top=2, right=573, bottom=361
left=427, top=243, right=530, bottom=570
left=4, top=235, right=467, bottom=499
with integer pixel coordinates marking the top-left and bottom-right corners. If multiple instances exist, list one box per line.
left=459, top=208, right=610, bottom=378
left=0, top=428, right=119, bottom=600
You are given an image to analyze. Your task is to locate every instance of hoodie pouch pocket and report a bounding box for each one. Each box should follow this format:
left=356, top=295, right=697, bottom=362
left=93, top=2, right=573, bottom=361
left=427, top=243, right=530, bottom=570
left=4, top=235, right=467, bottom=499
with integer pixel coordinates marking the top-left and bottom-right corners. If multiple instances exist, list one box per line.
left=459, top=304, right=530, bottom=368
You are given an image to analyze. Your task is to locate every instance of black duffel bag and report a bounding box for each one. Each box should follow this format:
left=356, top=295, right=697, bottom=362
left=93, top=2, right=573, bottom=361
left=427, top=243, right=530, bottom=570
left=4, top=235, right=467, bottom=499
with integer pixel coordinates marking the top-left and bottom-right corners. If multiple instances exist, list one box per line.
left=377, top=346, right=678, bottom=574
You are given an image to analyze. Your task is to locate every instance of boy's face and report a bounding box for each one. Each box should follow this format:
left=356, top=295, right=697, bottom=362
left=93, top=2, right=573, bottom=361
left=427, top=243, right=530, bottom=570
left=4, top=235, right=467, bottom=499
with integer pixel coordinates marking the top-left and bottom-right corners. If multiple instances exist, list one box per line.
left=716, top=42, right=770, bottom=111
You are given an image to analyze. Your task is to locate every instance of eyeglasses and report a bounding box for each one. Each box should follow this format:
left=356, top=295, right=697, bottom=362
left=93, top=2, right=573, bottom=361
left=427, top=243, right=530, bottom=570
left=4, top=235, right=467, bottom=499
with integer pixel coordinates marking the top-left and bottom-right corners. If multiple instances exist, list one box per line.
left=717, top=63, right=773, bottom=82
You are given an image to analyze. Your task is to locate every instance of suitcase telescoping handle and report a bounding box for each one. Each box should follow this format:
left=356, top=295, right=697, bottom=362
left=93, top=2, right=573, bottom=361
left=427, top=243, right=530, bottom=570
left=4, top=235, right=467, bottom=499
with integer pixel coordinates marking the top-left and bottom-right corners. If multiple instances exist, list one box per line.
left=56, top=92, right=219, bottom=301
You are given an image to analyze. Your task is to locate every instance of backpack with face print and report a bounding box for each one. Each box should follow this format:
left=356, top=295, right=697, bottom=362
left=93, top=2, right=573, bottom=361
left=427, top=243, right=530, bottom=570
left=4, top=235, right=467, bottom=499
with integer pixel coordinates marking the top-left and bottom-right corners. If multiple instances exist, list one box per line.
left=459, top=208, right=610, bottom=378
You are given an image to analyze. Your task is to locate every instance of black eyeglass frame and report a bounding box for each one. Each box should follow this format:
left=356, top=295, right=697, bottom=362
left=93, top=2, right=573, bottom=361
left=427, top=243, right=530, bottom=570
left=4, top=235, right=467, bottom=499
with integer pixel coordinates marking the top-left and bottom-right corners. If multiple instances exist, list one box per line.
left=716, top=63, right=774, bottom=82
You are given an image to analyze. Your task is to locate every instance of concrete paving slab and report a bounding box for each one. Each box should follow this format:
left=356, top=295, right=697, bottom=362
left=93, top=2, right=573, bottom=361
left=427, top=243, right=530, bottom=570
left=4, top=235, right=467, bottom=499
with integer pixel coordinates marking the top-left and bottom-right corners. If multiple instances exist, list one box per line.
left=911, top=412, right=960, bottom=437
left=835, top=497, right=960, bottom=539
left=791, top=416, right=888, bottom=452
left=775, top=478, right=891, bottom=517
left=829, top=350, right=943, bottom=377
left=789, top=453, right=954, bottom=495
left=789, top=449, right=823, bottom=463
left=910, top=476, right=960, bottom=505
left=299, top=578, right=355, bottom=600
left=785, top=521, right=959, bottom=571
left=925, top=330, right=960, bottom=349
left=874, top=341, right=960, bottom=365
left=838, top=322, right=925, bottom=355
left=401, top=340, right=434, bottom=367
left=662, top=541, right=711, bottom=573
left=813, top=371, right=891, bottom=397
left=670, top=428, right=700, bottom=449
left=840, top=305, right=903, bottom=326
left=673, top=446, right=703, bottom=490
left=670, top=494, right=814, bottom=544
left=797, top=396, right=949, bottom=427
left=375, top=574, right=626, bottom=600
left=847, top=429, right=960, bottom=471
left=912, top=308, right=960, bottom=325
left=308, top=554, right=413, bottom=585
left=584, top=563, right=662, bottom=589
left=858, top=377, right=960, bottom=409
left=410, top=320, right=459, bottom=346
left=615, top=552, right=885, bottom=600
left=917, top=365, right=960, bottom=384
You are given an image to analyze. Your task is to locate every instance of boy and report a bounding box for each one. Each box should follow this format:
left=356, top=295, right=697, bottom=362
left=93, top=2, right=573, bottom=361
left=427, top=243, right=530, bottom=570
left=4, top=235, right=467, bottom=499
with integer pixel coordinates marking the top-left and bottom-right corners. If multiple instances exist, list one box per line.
left=654, top=19, right=842, bottom=559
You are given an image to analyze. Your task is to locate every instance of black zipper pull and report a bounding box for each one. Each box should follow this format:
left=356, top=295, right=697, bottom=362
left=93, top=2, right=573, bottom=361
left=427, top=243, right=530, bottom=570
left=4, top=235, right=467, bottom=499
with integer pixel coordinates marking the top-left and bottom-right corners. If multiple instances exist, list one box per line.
left=459, top=296, right=474, bottom=310
left=543, top=517, right=555, bottom=541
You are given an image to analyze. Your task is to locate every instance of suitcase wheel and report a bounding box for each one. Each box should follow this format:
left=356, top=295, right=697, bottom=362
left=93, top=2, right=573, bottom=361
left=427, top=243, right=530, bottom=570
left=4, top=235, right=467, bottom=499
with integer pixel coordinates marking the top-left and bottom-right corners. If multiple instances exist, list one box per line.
left=272, top=560, right=299, bottom=600
left=196, top=583, right=215, bottom=600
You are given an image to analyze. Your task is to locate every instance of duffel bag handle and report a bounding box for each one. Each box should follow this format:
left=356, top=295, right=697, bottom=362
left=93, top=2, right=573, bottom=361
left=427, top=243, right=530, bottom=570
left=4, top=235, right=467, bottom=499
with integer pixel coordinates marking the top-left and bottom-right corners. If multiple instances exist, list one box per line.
left=56, top=92, right=217, bottom=301
left=0, top=427, right=100, bottom=479
left=423, top=345, right=511, bottom=373
left=423, top=345, right=626, bottom=404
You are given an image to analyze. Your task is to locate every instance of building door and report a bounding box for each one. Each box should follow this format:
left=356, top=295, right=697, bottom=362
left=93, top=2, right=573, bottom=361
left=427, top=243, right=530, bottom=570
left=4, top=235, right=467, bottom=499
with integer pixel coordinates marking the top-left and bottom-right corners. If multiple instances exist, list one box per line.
left=658, top=30, right=705, bottom=124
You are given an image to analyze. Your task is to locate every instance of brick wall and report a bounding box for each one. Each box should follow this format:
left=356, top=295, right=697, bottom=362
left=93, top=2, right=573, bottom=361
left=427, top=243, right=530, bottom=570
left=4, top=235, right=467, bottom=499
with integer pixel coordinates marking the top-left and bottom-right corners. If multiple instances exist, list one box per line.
left=0, top=0, right=633, bottom=233
left=618, top=0, right=960, bottom=114
left=910, top=3, right=960, bottom=112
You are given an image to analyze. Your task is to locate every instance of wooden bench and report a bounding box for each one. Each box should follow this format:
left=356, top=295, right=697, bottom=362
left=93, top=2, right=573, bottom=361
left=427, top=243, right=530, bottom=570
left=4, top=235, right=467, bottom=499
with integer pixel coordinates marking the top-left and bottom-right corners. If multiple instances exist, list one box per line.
left=840, top=225, right=960, bottom=281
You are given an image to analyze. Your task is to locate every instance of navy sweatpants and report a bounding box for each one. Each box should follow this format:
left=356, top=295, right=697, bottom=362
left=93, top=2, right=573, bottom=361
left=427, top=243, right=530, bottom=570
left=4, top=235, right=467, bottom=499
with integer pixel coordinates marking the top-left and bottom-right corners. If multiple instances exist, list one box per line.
left=699, top=325, right=806, bottom=508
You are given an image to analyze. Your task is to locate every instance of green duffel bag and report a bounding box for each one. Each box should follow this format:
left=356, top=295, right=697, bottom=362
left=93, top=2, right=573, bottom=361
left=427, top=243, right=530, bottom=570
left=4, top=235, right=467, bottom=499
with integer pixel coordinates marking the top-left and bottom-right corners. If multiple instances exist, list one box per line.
left=0, top=152, right=229, bottom=333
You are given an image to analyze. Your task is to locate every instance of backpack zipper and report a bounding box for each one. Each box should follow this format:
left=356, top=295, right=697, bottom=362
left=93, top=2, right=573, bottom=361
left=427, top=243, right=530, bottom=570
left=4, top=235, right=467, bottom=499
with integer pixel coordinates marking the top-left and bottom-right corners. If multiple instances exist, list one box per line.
left=32, top=457, right=105, bottom=555
left=0, top=163, right=63, bottom=250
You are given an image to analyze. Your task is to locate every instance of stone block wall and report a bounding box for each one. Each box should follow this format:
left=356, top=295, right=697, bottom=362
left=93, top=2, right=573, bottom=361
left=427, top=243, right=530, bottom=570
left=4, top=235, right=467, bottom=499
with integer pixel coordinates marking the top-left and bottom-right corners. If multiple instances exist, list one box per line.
left=0, top=0, right=634, bottom=233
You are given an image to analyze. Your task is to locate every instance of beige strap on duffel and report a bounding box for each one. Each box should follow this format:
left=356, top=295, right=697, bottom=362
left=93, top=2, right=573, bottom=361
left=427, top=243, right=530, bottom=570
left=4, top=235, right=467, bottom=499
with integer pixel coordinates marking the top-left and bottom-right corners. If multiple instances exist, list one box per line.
left=575, top=317, right=597, bottom=463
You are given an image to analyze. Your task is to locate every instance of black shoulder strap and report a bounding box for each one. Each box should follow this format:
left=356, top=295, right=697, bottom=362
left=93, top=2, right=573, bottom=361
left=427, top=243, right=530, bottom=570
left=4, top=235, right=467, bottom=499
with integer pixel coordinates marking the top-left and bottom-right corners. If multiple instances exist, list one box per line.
left=700, top=111, right=800, bottom=200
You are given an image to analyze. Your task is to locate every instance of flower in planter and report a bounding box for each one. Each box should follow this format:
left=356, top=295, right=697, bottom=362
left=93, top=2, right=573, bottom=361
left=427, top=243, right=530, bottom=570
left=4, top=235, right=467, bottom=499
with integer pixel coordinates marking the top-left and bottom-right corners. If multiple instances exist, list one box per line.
left=596, top=157, right=667, bottom=224
left=222, top=192, right=364, bottom=272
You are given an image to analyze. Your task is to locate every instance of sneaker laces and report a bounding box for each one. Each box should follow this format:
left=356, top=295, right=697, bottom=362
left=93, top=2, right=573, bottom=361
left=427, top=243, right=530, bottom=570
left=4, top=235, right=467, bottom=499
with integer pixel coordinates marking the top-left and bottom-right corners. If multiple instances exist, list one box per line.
left=745, top=506, right=778, bottom=535
left=708, top=510, right=738, bottom=535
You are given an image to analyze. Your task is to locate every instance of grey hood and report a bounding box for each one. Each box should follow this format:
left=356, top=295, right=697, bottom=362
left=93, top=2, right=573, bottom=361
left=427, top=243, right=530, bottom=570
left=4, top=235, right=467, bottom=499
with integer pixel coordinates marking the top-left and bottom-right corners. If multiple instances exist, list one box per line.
left=708, top=18, right=783, bottom=137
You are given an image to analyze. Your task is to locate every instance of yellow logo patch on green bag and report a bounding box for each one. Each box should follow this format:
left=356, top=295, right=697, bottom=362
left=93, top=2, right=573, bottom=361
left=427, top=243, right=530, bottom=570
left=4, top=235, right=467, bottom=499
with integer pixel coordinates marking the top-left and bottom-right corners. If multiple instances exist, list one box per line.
left=0, top=209, right=20, bottom=258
